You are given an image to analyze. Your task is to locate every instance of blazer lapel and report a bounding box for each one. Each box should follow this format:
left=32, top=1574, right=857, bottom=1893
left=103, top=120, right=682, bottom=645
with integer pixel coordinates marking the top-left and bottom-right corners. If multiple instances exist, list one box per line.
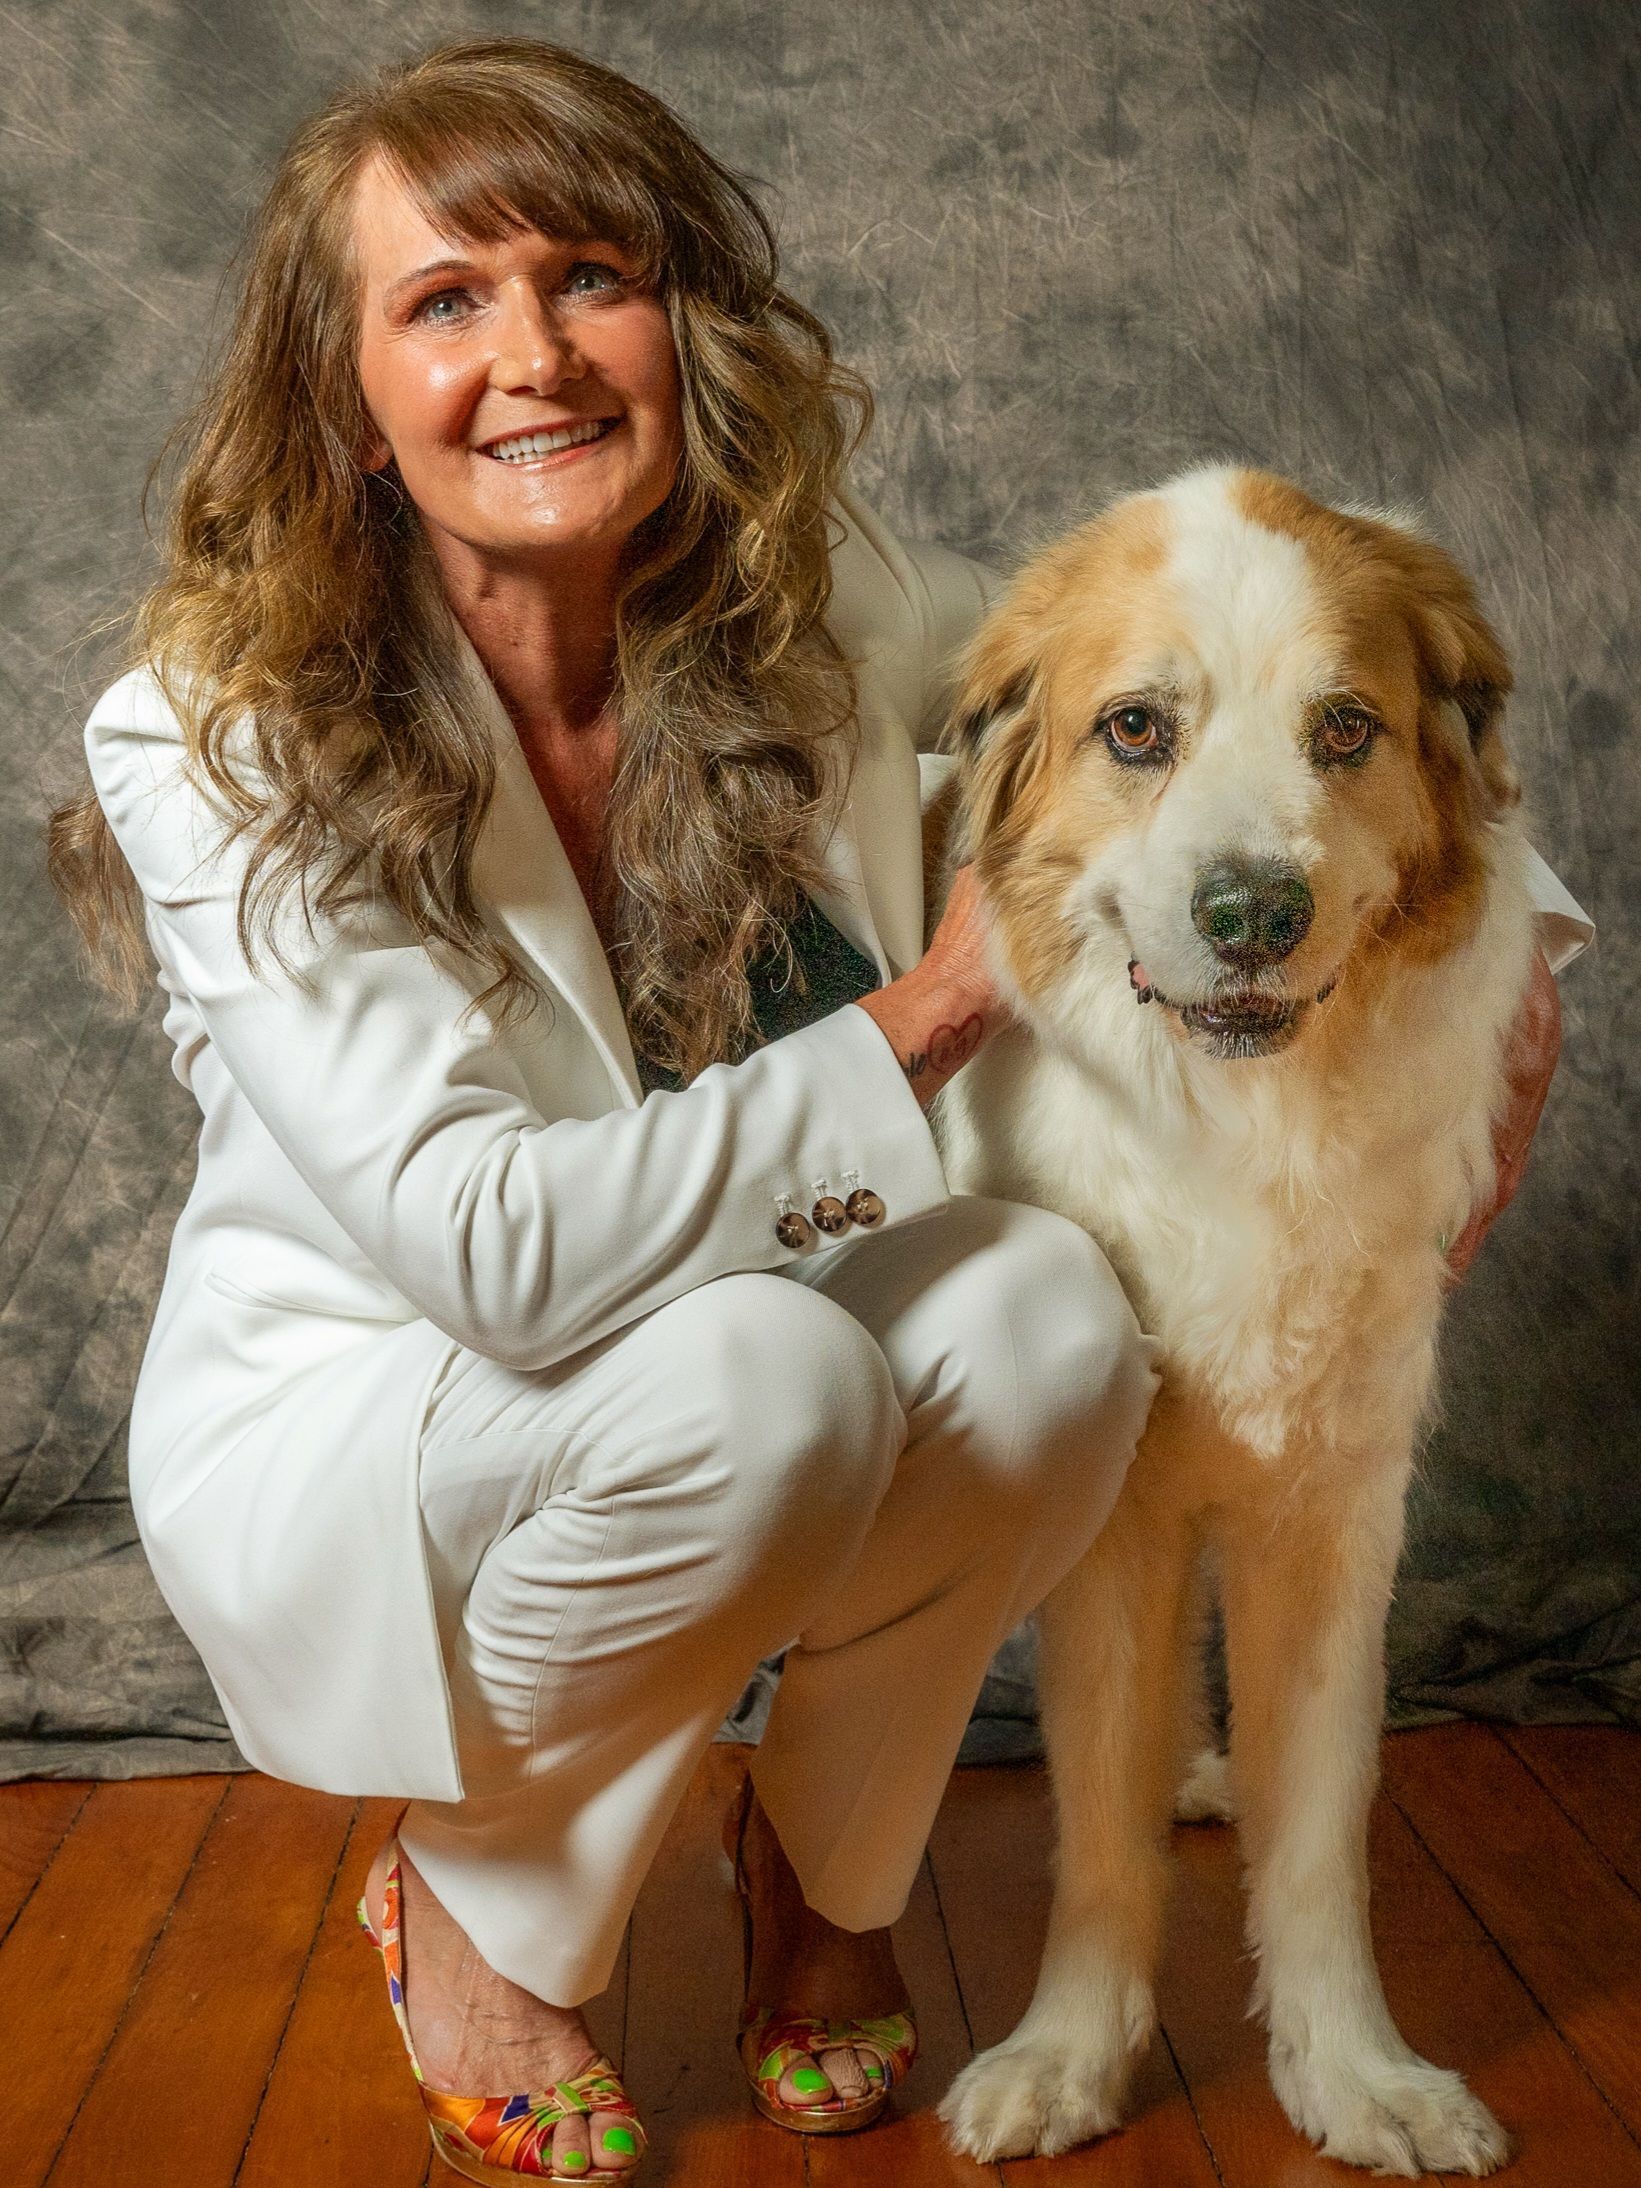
left=810, top=681, right=926, bottom=983
left=457, top=630, right=646, bottom=1109
left=805, top=785, right=888, bottom=985
left=456, top=626, right=918, bottom=1106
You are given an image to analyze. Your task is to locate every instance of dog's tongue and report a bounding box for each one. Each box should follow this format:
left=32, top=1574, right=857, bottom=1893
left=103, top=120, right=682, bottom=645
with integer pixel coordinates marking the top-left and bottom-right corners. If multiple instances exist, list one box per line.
left=1128, top=958, right=1153, bottom=995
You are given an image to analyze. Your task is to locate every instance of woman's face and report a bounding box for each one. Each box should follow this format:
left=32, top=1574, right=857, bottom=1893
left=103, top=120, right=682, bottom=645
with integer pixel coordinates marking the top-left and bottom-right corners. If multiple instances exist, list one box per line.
left=352, top=155, right=684, bottom=568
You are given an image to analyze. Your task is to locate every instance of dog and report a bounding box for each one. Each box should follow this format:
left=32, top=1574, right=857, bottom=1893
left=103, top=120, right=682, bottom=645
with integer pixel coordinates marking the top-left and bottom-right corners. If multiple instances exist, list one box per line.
left=930, top=465, right=1532, bottom=2177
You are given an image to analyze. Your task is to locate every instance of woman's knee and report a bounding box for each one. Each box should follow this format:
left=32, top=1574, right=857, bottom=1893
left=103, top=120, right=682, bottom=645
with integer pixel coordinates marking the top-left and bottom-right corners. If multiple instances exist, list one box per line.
left=649, top=1270, right=903, bottom=1553
left=455, top=1275, right=904, bottom=1715
left=935, top=1197, right=1162, bottom=1525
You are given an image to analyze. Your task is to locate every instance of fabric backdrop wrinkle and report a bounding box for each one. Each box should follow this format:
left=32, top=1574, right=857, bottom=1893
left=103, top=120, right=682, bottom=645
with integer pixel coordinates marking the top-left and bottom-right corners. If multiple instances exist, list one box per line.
left=5, top=0, right=1636, bottom=1779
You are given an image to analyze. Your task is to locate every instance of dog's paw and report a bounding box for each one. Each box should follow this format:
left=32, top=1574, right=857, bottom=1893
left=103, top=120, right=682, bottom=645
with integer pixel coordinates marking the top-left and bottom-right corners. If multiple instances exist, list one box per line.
left=1271, top=2043, right=1510, bottom=2177
left=939, top=2033, right=1134, bottom=2160
left=1174, top=1746, right=1235, bottom=1823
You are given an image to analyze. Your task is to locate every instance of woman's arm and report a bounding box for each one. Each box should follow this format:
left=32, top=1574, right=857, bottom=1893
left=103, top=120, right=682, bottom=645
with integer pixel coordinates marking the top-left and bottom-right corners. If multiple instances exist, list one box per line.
left=86, top=669, right=960, bottom=1372
left=853, top=866, right=1004, bottom=1109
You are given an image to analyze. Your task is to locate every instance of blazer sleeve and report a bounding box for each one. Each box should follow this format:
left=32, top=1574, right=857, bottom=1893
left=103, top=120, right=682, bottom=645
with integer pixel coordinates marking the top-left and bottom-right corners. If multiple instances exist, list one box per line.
left=86, top=668, right=952, bottom=1373
left=881, top=522, right=1598, bottom=979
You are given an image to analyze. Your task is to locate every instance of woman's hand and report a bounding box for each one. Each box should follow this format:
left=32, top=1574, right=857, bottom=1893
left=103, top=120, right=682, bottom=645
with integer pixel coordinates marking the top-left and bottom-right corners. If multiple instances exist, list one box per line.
left=917, top=862, right=1003, bottom=1005
left=1444, top=946, right=1563, bottom=1281
left=852, top=865, right=1013, bottom=1110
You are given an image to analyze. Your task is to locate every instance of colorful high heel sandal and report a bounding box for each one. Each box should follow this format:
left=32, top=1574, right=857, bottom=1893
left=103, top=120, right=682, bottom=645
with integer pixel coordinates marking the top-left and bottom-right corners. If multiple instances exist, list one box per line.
left=723, top=1773, right=918, bottom=2135
left=356, top=1839, right=646, bottom=2184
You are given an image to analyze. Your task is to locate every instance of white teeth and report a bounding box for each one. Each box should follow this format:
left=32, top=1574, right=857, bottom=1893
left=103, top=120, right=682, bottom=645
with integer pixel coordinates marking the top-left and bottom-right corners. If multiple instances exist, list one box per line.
left=485, top=419, right=612, bottom=463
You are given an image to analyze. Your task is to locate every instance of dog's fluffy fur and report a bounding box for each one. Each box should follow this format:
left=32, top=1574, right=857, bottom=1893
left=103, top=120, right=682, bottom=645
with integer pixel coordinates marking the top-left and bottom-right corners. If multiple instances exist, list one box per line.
left=932, top=465, right=1533, bottom=2177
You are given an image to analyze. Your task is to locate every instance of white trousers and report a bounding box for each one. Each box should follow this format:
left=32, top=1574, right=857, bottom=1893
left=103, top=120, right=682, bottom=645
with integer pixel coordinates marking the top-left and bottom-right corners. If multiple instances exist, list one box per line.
left=398, top=1194, right=1162, bottom=2007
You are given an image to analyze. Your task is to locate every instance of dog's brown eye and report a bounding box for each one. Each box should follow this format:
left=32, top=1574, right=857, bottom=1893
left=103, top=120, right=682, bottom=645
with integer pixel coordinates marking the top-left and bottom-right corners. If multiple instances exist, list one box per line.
left=1318, top=707, right=1377, bottom=760
left=1102, top=705, right=1164, bottom=757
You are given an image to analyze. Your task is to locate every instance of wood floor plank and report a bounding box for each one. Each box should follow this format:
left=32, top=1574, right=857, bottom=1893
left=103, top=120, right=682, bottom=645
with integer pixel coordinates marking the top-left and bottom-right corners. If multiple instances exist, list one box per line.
left=1158, top=1775, right=1641, bottom=2188
left=925, top=1766, right=1220, bottom=2188
left=1371, top=1786, right=1641, bottom=2185
left=1384, top=1723, right=1641, bottom=2139
left=234, top=1796, right=430, bottom=2188
left=1161, top=1816, right=1340, bottom=2187
left=1498, top=1725, right=1641, bottom=1899
left=622, top=1742, right=803, bottom=2187
left=45, top=1773, right=353, bottom=2188
left=10, top=1734, right=1638, bottom=2187
left=808, top=1852, right=996, bottom=2187
left=0, top=1773, right=226, bottom=2188
left=0, top=1780, right=90, bottom=1945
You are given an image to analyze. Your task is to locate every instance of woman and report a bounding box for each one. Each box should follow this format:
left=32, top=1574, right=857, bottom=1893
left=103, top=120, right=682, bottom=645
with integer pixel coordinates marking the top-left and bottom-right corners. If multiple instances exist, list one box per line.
left=47, top=36, right=1572, bottom=2188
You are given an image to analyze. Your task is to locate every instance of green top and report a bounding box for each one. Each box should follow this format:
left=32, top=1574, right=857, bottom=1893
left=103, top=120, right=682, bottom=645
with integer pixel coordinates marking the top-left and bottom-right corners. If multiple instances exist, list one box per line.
left=634, top=894, right=882, bottom=1097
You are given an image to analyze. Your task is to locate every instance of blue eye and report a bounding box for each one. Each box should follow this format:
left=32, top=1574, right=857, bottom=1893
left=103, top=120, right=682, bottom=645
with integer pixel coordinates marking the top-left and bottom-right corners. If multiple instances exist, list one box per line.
left=565, top=260, right=626, bottom=295
left=415, top=288, right=472, bottom=325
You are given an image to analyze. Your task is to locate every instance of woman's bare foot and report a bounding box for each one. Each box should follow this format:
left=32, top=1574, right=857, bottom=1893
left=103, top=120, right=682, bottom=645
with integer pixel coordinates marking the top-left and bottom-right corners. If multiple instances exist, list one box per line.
left=737, top=1786, right=911, bottom=2110
left=362, top=1835, right=639, bottom=2177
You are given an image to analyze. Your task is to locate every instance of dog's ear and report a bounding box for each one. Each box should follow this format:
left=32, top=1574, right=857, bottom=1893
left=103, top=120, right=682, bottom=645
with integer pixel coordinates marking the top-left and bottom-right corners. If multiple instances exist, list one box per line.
left=1378, top=522, right=1521, bottom=818
left=941, top=607, right=1048, bottom=852
left=939, top=593, right=1040, bottom=755
left=949, top=669, right=1030, bottom=758
left=1416, top=578, right=1520, bottom=817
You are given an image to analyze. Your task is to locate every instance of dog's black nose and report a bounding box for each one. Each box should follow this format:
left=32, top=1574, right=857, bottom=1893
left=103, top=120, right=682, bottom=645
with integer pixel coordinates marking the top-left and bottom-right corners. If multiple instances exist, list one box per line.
left=1191, top=856, right=1314, bottom=966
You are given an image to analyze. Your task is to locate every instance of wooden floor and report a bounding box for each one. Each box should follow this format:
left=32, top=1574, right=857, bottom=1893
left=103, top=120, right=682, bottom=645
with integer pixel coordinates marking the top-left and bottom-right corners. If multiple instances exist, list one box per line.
left=3, top=1724, right=1639, bottom=2186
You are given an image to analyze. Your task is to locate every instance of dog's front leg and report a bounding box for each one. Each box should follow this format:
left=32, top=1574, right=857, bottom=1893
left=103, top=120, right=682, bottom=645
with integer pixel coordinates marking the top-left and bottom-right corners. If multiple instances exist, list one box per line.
left=941, top=1457, right=1199, bottom=2161
left=1220, top=1462, right=1509, bottom=2178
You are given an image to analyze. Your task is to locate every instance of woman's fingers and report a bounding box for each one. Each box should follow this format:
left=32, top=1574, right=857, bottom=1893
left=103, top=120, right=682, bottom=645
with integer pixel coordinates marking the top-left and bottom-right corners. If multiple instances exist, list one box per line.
left=924, top=864, right=1001, bottom=1006
left=1445, top=947, right=1563, bottom=1281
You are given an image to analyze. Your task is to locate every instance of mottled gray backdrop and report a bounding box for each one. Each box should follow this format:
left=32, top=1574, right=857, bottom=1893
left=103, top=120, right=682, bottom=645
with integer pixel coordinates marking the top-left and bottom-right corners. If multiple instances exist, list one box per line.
left=5, top=0, right=1637, bottom=1778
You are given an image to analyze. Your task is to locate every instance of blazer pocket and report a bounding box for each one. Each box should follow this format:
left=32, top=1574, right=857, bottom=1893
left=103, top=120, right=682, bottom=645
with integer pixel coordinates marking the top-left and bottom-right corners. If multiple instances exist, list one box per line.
left=201, top=1264, right=414, bottom=1324
left=202, top=1266, right=343, bottom=1316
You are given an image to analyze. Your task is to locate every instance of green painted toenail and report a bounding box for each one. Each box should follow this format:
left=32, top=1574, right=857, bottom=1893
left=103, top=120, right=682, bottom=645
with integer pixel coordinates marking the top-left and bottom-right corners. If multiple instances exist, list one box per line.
left=559, top=2155, right=588, bottom=2174
left=599, top=2126, right=638, bottom=2155
left=790, top=2065, right=831, bottom=2095
left=864, top=2060, right=884, bottom=2080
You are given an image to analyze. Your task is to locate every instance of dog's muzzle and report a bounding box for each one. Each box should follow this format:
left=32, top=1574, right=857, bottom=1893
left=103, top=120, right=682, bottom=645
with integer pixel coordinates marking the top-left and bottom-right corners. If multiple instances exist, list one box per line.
left=1127, top=956, right=1340, bottom=1058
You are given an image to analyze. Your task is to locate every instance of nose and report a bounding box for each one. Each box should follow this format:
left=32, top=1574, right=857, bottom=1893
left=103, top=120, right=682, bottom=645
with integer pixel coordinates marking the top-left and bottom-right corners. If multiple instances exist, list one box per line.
left=1191, top=855, right=1314, bottom=967
left=493, top=281, right=583, bottom=392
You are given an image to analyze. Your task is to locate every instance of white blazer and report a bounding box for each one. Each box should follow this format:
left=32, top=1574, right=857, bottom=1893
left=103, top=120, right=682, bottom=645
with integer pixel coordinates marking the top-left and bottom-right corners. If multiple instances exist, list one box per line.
left=86, top=489, right=1594, bottom=1803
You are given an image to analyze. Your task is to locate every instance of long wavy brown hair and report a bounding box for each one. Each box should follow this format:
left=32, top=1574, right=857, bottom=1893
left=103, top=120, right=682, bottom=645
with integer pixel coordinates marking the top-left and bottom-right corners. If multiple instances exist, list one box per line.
left=46, top=37, right=872, bottom=1081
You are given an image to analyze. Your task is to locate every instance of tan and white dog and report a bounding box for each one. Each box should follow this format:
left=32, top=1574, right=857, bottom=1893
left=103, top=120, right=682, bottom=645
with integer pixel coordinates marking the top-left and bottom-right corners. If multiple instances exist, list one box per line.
left=932, top=465, right=1532, bottom=2176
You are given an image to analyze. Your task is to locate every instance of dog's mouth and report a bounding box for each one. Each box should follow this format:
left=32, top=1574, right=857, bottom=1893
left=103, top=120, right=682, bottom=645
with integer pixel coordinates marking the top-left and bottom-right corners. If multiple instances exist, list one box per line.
left=1128, top=958, right=1340, bottom=1059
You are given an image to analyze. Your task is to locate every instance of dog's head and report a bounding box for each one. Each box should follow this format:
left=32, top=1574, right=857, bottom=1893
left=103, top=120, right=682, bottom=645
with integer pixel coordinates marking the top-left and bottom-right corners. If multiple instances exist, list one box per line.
left=949, top=465, right=1520, bottom=1061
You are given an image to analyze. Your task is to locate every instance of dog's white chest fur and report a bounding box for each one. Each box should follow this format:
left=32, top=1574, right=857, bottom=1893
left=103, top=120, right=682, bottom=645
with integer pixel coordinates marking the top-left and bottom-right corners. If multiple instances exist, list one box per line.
left=937, top=841, right=1533, bottom=1459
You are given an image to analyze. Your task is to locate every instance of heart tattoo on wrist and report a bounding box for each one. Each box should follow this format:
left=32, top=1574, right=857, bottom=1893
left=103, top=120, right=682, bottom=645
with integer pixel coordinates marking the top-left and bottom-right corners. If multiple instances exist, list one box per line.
left=903, top=1011, right=984, bottom=1081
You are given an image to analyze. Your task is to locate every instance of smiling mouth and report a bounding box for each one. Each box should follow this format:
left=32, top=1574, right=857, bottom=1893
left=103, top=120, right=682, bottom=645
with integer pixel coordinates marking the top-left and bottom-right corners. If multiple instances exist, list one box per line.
left=1128, top=958, right=1340, bottom=1057
left=482, top=418, right=619, bottom=464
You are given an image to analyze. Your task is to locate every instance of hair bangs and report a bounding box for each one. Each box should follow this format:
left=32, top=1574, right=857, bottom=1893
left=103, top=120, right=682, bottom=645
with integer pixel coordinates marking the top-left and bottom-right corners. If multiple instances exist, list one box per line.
left=366, top=91, right=668, bottom=285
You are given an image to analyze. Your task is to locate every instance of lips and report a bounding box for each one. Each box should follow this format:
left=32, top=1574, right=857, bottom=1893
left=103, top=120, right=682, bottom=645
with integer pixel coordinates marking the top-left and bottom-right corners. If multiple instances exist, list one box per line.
left=480, top=417, right=619, bottom=463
